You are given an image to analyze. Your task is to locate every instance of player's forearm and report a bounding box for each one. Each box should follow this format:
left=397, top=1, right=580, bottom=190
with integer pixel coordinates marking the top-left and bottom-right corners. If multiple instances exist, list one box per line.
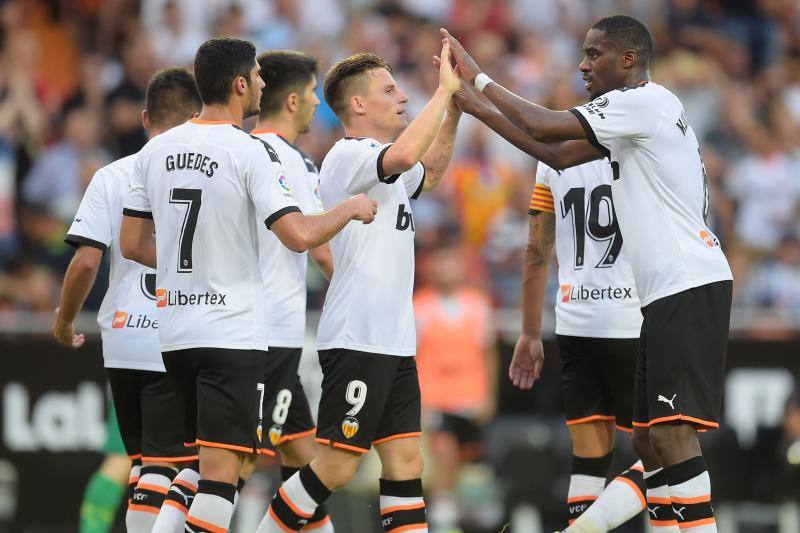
left=476, top=107, right=601, bottom=169
left=124, top=239, right=157, bottom=269
left=420, top=107, right=461, bottom=191
left=383, top=88, right=452, bottom=175
left=483, top=82, right=577, bottom=143
left=309, top=243, right=334, bottom=281
left=521, top=214, right=555, bottom=337
left=296, top=203, right=357, bottom=251
left=56, top=249, right=102, bottom=325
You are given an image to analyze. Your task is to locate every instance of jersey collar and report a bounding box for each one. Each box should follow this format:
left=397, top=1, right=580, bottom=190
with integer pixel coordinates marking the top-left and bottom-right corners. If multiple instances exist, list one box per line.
left=189, top=118, right=237, bottom=125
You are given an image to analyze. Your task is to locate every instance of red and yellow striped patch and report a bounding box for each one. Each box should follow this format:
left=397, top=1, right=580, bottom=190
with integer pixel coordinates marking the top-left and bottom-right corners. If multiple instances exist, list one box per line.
left=529, top=183, right=554, bottom=213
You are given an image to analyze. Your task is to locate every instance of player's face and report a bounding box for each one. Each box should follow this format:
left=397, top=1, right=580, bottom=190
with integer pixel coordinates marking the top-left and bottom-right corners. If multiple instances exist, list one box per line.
left=244, top=61, right=265, bottom=119
left=297, top=75, right=320, bottom=134
left=579, top=29, right=626, bottom=99
left=364, top=68, right=409, bottom=135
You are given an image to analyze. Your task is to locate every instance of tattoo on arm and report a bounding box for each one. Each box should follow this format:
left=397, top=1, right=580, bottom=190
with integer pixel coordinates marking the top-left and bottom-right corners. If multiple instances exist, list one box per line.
left=527, top=212, right=556, bottom=267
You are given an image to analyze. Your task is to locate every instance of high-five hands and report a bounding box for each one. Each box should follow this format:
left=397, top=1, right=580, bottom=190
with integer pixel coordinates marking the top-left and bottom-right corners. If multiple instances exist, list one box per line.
left=433, top=41, right=460, bottom=95
left=439, top=28, right=483, bottom=85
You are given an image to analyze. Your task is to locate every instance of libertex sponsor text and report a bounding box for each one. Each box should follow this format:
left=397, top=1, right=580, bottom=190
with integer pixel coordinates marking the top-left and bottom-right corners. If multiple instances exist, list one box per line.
left=561, top=284, right=634, bottom=303
left=155, top=288, right=228, bottom=308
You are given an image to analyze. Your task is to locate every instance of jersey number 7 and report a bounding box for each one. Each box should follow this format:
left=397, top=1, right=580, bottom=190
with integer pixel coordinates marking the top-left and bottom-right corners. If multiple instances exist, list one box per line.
left=169, top=188, right=202, bottom=273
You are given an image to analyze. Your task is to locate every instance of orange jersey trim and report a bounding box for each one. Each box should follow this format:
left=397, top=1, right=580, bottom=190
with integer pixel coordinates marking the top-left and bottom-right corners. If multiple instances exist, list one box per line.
left=315, top=437, right=369, bottom=454
left=140, top=454, right=198, bottom=463
left=567, top=495, right=599, bottom=504
left=303, top=515, right=332, bottom=530
left=128, top=503, right=160, bottom=515
left=672, top=494, right=711, bottom=505
left=279, top=487, right=313, bottom=518
left=372, top=431, right=422, bottom=445
left=163, top=499, right=189, bottom=515
left=647, top=497, right=673, bottom=506
left=679, top=518, right=716, bottom=529
left=189, top=118, right=235, bottom=126
left=391, top=524, right=429, bottom=533
left=277, top=427, right=317, bottom=444
left=186, top=515, right=228, bottom=533
left=633, top=414, right=719, bottom=429
left=268, top=506, right=295, bottom=533
left=566, top=414, right=616, bottom=426
left=616, top=476, right=646, bottom=509
left=194, top=439, right=258, bottom=454
left=137, top=482, right=169, bottom=495
left=651, top=519, right=680, bottom=527
left=381, top=502, right=426, bottom=515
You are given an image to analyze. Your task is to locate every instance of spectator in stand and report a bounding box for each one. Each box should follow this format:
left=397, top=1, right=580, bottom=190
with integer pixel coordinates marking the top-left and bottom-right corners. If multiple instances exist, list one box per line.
left=414, top=243, right=497, bottom=533
left=740, top=234, right=800, bottom=319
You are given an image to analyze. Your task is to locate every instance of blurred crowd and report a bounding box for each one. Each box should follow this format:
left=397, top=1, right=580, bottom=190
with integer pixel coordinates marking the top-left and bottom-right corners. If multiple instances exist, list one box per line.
left=3, top=0, right=800, bottom=334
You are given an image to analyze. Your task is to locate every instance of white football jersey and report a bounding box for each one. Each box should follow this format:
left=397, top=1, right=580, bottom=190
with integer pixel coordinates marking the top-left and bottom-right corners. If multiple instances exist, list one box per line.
left=531, top=160, right=641, bottom=338
left=570, top=82, right=732, bottom=306
left=124, top=119, right=300, bottom=352
left=252, top=129, right=324, bottom=348
left=66, top=155, right=162, bottom=371
left=316, top=137, right=425, bottom=356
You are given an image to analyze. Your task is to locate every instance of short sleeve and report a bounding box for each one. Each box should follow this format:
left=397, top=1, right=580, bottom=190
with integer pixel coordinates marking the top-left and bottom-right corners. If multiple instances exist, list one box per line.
left=569, top=86, right=661, bottom=155
left=335, top=139, right=399, bottom=195
left=403, top=163, right=425, bottom=200
left=123, top=153, right=153, bottom=219
left=530, top=163, right=555, bottom=215
left=301, top=151, right=325, bottom=214
left=65, top=172, right=112, bottom=252
left=247, top=142, right=301, bottom=229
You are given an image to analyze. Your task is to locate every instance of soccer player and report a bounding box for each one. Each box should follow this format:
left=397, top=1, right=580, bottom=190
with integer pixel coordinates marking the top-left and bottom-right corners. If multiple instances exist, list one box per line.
left=444, top=15, right=733, bottom=533
left=250, top=50, right=334, bottom=531
left=120, top=37, right=376, bottom=533
left=453, top=76, right=652, bottom=531
left=257, top=43, right=461, bottom=533
left=53, top=67, right=203, bottom=532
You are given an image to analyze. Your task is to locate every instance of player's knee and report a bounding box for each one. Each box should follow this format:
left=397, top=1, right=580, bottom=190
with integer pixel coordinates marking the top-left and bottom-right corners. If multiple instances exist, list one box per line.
left=631, top=427, right=652, bottom=459
left=648, top=423, right=697, bottom=459
left=382, top=442, right=424, bottom=480
left=312, top=447, right=361, bottom=491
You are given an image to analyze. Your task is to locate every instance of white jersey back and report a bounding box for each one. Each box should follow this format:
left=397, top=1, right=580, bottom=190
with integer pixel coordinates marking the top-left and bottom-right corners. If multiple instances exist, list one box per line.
left=531, top=160, right=641, bottom=338
left=66, top=155, right=162, bottom=371
left=253, top=130, right=324, bottom=348
left=317, top=137, right=425, bottom=356
left=571, top=82, right=732, bottom=306
left=124, top=119, right=300, bottom=352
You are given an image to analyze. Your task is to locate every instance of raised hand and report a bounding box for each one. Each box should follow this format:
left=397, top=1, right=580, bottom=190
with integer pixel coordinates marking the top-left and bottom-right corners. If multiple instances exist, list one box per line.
left=440, top=28, right=482, bottom=85
left=435, top=42, right=460, bottom=95
left=509, top=334, right=544, bottom=390
left=453, top=82, right=491, bottom=118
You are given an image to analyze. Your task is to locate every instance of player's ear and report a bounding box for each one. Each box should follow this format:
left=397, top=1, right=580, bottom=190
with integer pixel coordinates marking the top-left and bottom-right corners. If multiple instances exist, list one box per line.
left=286, top=92, right=299, bottom=113
left=622, top=49, right=636, bottom=69
left=351, top=94, right=366, bottom=116
left=234, top=75, right=247, bottom=96
left=142, top=110, right=151, bottom=131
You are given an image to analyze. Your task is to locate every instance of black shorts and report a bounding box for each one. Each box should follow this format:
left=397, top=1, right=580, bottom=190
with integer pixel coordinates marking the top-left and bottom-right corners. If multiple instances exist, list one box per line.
left=557, top=335, right=638, bottom=432
left=162, top=348, right=266, bottom=454
left=260, top=347, right=316, bottom=456
left=426, top=412, right=484, bottom=460
left=316, top=349, right=421, bottom=454
left=633, top=280, right=732, bottom=430
left=106, top=368, right=197, bottom=462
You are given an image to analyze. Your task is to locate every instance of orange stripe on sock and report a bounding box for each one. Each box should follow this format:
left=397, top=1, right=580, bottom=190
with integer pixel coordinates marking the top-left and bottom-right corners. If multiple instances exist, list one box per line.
left=651, top=519, right=680, bottom=527
left=648, top=497, right=673, bottom=505
left=631, top=465, right=645, bottom=473
left=372, top=432, right=422, bottom=445
left=672, top=494, right=711, bottom=504
left=381, top=502, right=426, bottom=515
left=392, top=524, right=428, bottom=533
left=616, top=476, right=646, bottom=509
left=163, top=499, right=188, bottom=515
left=137, top=483, right=169, bottom=495
left=128, top=503, right=160, bottom=515
left=279, top=486, right=313, bottom=518
left=174, top=479, right=197, bottom=493
left=268, top=506, right=296, bottom=533
left=567, top=495, right=598, bottom=503
left=186, top=515, right=228, bottom=533
left=679, top=518, right=716, bottom=529
left=303, top=515, right=332, bottom=530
